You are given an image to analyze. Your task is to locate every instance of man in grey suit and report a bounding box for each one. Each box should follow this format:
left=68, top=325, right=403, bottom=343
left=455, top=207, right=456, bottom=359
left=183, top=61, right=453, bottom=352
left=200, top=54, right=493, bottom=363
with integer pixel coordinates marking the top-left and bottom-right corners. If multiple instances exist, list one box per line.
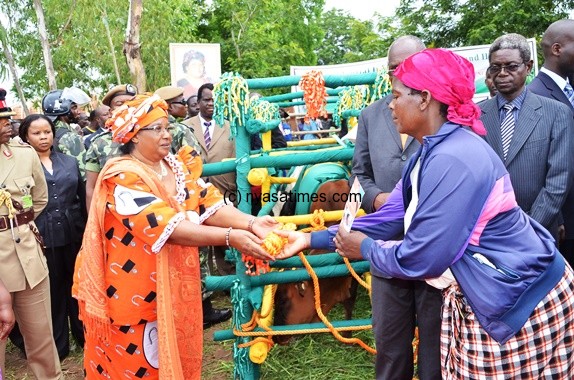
left=352, top=36, right=442, bottom=380
left=528, top=19, right=574, bottom=263
left=480, top=33, right=574, bottom=238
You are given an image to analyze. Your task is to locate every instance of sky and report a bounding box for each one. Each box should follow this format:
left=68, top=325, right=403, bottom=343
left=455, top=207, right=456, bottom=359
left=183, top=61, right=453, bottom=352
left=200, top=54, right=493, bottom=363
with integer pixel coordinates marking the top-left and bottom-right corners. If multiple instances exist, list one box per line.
left=323, top=0, right=401, bottom=19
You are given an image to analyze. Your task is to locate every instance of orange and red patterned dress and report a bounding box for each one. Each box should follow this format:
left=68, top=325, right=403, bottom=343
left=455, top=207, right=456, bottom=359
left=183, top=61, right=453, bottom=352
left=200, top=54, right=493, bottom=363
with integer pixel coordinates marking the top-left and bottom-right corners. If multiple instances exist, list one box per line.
left=74, top=146, right=224, bottom=379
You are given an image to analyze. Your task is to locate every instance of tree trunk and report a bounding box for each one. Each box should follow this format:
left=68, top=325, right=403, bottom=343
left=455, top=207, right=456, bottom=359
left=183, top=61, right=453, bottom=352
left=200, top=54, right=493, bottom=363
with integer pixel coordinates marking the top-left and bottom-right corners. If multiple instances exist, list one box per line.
left=123, top=0, right=146, bottom=92
left=103, top=9, right=121, bottom=85
left=32, top=0, right=57, bottom=90
left=0, top=22, right=30, bottom=116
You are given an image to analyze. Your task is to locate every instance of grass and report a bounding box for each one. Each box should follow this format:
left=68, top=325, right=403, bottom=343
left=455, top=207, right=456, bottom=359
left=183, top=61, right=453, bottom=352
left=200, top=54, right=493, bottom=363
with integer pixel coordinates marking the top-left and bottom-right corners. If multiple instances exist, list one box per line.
left=5, top=285, right=381, bottom=379
left=203, top=284, right=377, bottom=379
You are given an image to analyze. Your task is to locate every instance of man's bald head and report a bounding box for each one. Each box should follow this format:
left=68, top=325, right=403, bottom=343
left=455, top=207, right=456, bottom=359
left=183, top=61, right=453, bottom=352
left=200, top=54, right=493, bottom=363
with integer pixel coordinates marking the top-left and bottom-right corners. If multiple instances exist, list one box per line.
left=541, top=19, right=574, bottom=78
left=388, top=36, right=426, bottom=71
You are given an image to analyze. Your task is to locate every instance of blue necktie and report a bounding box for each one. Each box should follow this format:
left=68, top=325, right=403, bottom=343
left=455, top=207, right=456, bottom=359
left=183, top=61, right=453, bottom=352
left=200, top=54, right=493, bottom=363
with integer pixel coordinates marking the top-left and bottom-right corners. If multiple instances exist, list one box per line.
left=203, top=121, right=211, bottom=149
left=500, top=104, right=515, bottom=160
left=564, top=82, right=574, bottom=108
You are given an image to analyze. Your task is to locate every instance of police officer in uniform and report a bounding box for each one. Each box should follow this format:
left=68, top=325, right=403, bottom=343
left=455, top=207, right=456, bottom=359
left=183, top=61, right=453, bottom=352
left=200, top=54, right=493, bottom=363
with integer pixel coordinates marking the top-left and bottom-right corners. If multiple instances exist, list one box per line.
left=0, top=89, right=62, bottom=379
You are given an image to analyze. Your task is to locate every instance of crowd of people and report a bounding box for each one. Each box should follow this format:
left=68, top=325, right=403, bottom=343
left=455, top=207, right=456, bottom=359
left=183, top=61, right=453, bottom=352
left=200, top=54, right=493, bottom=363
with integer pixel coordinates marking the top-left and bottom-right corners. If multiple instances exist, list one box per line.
left=0, top=18, right=573, bottom=380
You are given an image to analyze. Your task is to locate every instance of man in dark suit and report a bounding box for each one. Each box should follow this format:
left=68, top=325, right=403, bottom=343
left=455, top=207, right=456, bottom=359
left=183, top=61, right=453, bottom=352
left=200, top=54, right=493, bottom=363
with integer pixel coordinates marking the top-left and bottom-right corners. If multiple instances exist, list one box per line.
left=528, top=19, right=574, bottom=264
left=352, top=36, right=442, bottom=380
left=480, top=33, right=574, bottom=238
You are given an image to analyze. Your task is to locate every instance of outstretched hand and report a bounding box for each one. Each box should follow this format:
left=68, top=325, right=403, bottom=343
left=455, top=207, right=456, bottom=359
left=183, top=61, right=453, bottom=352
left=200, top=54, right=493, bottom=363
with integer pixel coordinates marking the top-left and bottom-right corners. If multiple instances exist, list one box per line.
left=251, top=215, right=280, bottom=239
left=273, top=230, right=311, bottom=259
left=334, top=227, right=367, bottom=260
left=230, top=229, right=275, bottom=261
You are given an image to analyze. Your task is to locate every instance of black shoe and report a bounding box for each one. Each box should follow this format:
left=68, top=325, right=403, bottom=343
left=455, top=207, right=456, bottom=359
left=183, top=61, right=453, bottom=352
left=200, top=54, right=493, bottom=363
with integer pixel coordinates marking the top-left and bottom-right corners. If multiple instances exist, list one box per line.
left=203, top=308, right=232, bottom=329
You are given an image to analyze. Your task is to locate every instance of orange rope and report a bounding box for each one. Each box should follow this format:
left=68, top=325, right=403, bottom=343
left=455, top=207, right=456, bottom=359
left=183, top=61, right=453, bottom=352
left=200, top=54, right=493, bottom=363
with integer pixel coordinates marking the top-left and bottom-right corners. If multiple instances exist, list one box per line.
left=298, top=251, right=377, bottom=354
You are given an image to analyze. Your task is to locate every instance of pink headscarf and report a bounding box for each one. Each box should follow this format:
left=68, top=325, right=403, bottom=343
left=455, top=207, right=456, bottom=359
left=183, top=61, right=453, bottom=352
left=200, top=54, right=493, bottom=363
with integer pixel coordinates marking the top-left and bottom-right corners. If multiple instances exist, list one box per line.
left=394, top=48, right=486, bottom=136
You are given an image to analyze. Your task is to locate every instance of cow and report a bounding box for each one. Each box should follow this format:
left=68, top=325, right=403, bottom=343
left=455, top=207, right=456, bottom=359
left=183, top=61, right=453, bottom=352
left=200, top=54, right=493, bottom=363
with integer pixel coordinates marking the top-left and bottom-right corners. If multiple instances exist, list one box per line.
left=272, top=166, right=360, bottom=345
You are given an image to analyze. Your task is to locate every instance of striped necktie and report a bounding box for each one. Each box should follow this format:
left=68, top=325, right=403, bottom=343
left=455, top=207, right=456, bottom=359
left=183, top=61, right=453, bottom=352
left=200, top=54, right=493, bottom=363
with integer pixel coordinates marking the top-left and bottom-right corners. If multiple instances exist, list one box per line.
left=501, top=103, right=515, bottom=160
left=203, top=121, right=211, bottom=149
left=564, top=82, right=574, bottom=108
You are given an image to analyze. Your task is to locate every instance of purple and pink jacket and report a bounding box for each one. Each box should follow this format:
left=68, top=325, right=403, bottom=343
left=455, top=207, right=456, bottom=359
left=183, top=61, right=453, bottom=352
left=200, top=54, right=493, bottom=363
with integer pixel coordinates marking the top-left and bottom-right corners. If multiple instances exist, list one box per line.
left=312, top=122, right=565, bottom=344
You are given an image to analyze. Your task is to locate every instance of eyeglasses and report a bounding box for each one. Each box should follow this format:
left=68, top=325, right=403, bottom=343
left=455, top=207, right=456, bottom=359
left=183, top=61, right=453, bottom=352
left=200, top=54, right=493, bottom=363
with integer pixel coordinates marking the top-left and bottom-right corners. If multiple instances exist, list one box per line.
left=487, top=62, right=526, bottom=76
left=169, top=100, right=187, bottom=106
left=139, top=125, right=175, bottom=134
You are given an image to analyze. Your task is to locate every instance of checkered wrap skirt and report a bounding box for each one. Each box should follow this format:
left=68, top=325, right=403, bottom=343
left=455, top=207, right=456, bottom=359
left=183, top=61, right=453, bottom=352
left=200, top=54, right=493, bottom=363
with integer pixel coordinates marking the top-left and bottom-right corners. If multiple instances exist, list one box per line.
left=441, top=266, right=574, bottom=379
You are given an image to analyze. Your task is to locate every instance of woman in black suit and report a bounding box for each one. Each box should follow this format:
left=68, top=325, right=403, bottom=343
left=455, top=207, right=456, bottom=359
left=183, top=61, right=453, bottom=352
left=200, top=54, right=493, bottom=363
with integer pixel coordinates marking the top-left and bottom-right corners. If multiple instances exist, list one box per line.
left=19, top=114, right=86, bottom=359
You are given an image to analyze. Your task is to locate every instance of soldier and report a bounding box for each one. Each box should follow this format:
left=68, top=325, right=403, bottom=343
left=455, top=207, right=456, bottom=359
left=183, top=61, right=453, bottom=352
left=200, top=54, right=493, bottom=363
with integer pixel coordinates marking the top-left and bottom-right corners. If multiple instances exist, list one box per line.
left=154, top=86, right=201, bottom=153
left=84, top=84, right=138, bottom=208
left=0, top=88, right=62, bottom=379
left=42, top=87, right=90, bottom=179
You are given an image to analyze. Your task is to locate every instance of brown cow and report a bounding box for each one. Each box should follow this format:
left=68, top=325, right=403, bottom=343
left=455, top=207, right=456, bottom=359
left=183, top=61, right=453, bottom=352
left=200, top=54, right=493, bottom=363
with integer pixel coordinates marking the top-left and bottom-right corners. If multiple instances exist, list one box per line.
left=273, top=179, right=360, bottom=344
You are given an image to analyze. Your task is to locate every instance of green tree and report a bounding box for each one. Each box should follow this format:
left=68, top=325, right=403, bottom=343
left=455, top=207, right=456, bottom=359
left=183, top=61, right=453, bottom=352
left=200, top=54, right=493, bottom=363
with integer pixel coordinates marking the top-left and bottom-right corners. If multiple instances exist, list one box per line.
left=391, top=0, right=574, bottom=48
left=316, top=9, right=388, bottom=65
left=202, top=0, right=324, bottom=81
left=0, top=0, right=204, bottom=99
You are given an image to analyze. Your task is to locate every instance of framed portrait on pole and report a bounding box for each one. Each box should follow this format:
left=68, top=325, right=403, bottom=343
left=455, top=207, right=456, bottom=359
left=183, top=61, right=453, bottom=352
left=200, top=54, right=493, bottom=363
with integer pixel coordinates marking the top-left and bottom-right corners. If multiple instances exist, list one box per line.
left=169, top=43, right=222, bottom=99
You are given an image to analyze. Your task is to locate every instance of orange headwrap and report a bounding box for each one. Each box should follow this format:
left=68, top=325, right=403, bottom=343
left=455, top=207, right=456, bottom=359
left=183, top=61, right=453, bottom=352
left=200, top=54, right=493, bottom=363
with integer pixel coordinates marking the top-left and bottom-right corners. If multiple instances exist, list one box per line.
left=106, top=94, right=169, bottom=143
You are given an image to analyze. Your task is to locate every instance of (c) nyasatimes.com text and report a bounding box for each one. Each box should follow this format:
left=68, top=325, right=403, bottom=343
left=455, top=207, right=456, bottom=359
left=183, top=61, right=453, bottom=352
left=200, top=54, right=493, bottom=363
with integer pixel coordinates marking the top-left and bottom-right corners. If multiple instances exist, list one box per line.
left=222, top=190, right=362, bottom=205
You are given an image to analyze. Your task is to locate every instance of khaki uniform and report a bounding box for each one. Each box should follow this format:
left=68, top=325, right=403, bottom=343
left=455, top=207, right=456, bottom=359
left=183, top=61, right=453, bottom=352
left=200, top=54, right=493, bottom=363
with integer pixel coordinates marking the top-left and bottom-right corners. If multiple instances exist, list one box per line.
left=0, top=141, right=62, bottom=379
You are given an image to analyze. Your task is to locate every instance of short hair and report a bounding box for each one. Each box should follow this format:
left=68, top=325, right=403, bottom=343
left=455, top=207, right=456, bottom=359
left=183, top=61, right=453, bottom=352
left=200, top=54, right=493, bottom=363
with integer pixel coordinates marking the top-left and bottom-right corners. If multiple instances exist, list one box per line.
left=182, top=50, right=206, bottom=72
left=489, top=33, right=531, bottom=62
left=197, top=83, right=214, bottom=102
left=19, top=114, right=56, bottom=143
left=88, top=110, right=97, bottom=122
left=186, top=95, right=198, bottom=106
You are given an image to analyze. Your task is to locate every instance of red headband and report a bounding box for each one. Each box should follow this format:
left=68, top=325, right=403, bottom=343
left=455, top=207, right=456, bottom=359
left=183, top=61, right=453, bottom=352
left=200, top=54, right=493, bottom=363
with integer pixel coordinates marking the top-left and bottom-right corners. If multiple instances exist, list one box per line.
left=394, top=48, right=486, bottom=136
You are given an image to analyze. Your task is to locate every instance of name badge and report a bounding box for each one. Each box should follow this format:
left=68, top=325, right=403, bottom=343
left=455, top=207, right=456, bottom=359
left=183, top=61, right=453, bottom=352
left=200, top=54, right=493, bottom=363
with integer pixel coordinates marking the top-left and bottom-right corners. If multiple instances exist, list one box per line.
left=21, top=195, right=33, bottom=209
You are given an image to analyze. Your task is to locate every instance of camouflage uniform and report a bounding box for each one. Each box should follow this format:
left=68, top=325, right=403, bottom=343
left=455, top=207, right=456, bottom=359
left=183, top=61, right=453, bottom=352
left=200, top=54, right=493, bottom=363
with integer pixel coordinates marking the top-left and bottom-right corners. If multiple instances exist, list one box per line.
left=84, top=131, right=121, bottom=173
left=199, top=246, right=213, bottom=300
left=169, top=115, right=201, bottom=154
left=84, top=118, right=201, bottom=175
left=54, top=120, right=86, bottom=179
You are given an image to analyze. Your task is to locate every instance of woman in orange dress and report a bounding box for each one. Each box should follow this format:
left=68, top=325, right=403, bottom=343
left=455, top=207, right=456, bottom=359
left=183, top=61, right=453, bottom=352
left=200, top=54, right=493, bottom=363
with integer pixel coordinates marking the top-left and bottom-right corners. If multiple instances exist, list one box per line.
left=73, top=94, right=276, bottom=379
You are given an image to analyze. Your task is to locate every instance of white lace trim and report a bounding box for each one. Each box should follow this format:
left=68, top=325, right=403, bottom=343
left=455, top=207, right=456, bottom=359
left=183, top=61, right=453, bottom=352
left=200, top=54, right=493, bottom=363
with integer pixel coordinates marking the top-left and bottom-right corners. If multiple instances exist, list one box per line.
left=199, top=200, right=227, bottom=225
left=152, top=212, right=185, bottom=253
left=164, top=153, right=187, bottom=203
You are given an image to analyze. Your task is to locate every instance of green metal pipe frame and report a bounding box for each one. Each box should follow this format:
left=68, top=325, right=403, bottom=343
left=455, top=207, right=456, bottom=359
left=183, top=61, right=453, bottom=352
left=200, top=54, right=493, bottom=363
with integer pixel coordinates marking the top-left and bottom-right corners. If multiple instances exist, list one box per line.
left=214, top=318, right=373, bottom=342
left=246, top=72, right=377, bottom=89
left=260, top=88, right=343, bottom=103
left=202, top=147, right=354, bottom=176
left=205, top=261, right=370, bottom=291
left=219, top=70, right=377, bottom=379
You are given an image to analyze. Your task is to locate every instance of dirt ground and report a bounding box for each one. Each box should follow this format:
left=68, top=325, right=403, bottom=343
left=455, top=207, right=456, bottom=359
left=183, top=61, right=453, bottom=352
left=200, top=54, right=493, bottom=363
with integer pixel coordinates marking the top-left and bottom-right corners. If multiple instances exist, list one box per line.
left=4, top=324, right=234, bottom=380
left=4, top=294, right=235, bottom=379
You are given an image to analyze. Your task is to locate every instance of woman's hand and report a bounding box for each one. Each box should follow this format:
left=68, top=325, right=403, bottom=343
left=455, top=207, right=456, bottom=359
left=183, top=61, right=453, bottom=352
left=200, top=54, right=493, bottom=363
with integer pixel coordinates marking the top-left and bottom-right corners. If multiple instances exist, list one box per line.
left=251, top=216, right=279, bottom=239
left=273, top=230, right=311, bottom=259
left=334, top=228, right=367, bottom=260
left=229, top=229, right=275, bottom=261
left=0, top=291, right=15, bottom=340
